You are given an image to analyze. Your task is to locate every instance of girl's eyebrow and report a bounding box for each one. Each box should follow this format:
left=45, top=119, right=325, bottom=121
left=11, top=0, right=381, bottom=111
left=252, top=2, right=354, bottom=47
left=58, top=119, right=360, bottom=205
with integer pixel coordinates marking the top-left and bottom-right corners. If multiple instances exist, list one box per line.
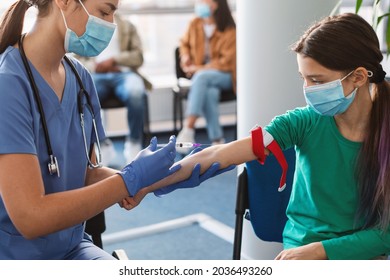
left=307, top=74, right=325, bottom=78
left=299, top=72, right=325, bottom=79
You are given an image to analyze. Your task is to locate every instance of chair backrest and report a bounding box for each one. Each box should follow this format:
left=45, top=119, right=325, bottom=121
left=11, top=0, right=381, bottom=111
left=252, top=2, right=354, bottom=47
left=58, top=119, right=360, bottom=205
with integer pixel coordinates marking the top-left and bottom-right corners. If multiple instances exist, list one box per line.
left=245, top=147, right=295, bottom=242
left=175, top=47, right=187, bottom=81
left=233, top=147, right=295, bottom=259
left=99, top=93, right=126, bottom=109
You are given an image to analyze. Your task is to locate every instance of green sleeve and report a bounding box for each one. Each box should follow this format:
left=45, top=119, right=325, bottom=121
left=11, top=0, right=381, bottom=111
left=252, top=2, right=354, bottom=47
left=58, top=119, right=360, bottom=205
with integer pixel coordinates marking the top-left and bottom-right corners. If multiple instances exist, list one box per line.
left=322, top=228, right=390, bottom=260
left=265, top=106, right=320, bottom=149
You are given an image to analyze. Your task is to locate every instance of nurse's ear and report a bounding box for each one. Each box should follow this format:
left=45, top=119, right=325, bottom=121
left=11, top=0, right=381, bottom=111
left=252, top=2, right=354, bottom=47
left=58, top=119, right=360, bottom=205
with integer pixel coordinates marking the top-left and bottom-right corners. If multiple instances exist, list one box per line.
left=351, top=67, right=370, bottom=87
left=54, top=0, right=77, bottom=11
left=55, top=0, right=68, bottom=8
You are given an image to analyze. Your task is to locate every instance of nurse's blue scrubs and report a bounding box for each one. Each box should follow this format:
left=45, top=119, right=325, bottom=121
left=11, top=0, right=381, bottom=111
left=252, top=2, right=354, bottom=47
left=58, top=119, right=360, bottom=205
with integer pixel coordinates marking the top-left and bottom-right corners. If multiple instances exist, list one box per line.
left=0, top=47, right=115, bottom=259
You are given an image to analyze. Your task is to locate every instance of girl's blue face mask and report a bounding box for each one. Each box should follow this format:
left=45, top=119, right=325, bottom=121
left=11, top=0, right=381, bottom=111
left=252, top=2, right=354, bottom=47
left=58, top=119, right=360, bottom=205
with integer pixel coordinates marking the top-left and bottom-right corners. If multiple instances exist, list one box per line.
left=303, top=70, right=357, bottom=116
left=195, top=3, right=212, bottom=19
left=61, top=0, right=116, bottom=57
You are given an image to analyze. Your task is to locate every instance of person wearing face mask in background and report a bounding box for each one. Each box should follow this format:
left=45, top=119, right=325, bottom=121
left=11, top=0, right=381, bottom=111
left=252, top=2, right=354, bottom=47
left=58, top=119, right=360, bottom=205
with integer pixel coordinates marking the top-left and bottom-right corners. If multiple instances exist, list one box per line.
left=175, top=0, right=236, bottom=153
left=130, top=13, right=390, bottom=259
left=0, top=0, right=227, bottom=260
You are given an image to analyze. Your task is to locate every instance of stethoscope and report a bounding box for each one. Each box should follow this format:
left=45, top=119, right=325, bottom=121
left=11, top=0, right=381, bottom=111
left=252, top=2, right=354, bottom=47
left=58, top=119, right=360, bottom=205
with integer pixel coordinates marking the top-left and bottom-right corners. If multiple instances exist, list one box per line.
left=18, top=34, right=102, bottom=178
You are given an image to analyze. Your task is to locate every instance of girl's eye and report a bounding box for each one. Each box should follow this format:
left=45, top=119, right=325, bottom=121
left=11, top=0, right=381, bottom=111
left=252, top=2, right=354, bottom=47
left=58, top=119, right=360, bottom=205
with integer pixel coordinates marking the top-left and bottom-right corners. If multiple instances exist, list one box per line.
left=311, top=80, right=322, bottom=85
left=304, top=79, right=322, bottom=87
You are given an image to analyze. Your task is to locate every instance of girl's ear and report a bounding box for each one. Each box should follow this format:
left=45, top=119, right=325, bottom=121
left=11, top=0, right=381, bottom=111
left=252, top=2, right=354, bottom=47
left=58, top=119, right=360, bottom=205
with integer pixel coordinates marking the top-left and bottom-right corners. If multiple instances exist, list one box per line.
left=352, top=67, right=370, bottom=87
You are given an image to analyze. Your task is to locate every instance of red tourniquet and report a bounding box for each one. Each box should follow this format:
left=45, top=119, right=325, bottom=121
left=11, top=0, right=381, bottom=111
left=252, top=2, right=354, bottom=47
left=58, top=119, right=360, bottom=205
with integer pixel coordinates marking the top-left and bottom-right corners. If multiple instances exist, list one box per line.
left=251, top=126, right=288, bottom=192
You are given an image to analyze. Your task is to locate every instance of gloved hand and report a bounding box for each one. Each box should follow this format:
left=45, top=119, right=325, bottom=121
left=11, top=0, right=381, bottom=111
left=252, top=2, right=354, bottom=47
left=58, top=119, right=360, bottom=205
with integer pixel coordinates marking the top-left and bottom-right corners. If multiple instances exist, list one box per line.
left=118, top=135, right=181, bottom=196
left=154, top=147, right=236, bottom=196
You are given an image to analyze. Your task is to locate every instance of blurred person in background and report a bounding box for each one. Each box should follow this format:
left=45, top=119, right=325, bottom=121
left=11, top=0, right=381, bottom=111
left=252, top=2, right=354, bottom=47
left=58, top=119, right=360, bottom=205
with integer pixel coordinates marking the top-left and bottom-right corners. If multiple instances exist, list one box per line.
left=176, top=0, right=236, bottom=153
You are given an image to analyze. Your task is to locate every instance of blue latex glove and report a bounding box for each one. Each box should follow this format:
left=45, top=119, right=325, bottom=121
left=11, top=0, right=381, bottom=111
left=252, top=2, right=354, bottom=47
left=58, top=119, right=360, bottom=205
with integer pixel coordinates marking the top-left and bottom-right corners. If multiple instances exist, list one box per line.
left=154, top=147, right=236, bottom=196
left=118, top=135, right=181, bottom=196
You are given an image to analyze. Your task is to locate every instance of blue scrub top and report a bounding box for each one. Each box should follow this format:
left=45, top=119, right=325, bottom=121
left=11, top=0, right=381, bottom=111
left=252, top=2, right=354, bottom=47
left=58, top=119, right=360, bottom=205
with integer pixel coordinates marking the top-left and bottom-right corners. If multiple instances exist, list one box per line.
left=0, top=47, right=106, bottom=259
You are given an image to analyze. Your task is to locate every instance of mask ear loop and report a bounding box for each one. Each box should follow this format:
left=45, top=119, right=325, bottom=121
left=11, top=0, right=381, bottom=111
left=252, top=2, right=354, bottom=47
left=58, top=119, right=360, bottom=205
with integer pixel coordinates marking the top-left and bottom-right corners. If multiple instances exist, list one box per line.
left=340, top=70, right=359, bottom=98
left=60, top=0, right=90, bottom=30
left=60, top=9, right=70, bottom=29
left=340, top=70, right=355, bottom=81
left=77, top=0, right=91, bottom=16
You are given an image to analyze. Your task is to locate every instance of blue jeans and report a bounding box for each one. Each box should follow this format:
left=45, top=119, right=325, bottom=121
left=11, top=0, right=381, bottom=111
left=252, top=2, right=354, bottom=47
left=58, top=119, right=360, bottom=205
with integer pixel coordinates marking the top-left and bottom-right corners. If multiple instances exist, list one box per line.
left=93, top=72, right=145, bottom=142
left=187, top=69, right=233, bottom=141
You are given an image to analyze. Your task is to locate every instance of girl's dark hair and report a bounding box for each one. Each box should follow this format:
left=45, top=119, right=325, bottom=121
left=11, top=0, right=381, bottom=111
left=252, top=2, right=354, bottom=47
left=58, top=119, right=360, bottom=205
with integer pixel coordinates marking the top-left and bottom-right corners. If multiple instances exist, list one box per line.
left=0, top=0, right=52, bottom=54
left=293, top=13, right=390, bottom=231
left=212, top=0, right=235, bottom=31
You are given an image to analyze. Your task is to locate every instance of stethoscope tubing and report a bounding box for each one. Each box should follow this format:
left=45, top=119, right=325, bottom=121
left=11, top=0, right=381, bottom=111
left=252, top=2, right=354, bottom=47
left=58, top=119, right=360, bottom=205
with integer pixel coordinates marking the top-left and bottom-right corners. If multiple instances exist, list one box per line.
left=19, top=34, right=54, bottom=159
left=18, top=34, right=102, bottom=176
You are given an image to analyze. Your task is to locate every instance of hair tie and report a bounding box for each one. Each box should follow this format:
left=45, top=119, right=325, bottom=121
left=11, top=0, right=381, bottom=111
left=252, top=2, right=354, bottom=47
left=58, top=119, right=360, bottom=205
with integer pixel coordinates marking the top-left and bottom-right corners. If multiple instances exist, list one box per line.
left=372, top=64, right=386, bottom=84
left=23, top=0, right=35, bottom=7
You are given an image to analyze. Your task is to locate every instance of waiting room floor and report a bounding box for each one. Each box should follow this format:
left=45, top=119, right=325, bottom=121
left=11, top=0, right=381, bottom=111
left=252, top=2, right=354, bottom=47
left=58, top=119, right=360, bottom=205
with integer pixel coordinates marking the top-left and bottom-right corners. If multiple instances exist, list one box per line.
left=101, top=126, right=239, bottom=260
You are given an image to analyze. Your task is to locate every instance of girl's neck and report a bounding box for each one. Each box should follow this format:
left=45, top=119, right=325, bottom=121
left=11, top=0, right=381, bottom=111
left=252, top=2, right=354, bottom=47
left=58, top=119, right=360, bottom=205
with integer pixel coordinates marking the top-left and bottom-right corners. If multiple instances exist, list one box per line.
left=334, top=86, right=372, bottom=142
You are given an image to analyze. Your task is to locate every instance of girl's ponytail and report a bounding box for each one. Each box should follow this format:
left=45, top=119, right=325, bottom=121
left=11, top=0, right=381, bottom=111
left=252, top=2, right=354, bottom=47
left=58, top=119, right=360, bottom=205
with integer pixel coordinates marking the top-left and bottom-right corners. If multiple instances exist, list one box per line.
left=357, top=76, right=390, bottom=231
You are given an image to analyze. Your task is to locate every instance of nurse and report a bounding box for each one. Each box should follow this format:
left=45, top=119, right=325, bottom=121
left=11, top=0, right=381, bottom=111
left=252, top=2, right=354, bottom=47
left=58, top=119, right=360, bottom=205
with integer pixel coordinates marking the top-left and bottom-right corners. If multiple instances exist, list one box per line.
left=0, top=0, right=226, bottom=260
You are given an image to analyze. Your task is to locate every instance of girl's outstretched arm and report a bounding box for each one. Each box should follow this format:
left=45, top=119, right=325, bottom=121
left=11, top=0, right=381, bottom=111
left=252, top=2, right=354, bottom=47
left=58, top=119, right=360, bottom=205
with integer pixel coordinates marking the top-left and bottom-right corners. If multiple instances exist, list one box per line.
left=122, top=136, right=266, bottom=209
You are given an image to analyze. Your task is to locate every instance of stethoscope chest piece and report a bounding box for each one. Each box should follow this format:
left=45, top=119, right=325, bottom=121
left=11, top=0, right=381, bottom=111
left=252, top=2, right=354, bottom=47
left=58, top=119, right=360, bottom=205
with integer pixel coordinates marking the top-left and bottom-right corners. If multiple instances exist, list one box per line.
left=48, top=155, right=60, bottom=177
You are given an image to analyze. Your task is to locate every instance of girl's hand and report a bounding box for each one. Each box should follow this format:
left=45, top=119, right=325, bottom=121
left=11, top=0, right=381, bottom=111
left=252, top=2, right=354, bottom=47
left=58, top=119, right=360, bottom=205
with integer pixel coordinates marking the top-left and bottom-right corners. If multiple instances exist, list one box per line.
left=275, top=242, right=327, bottom=260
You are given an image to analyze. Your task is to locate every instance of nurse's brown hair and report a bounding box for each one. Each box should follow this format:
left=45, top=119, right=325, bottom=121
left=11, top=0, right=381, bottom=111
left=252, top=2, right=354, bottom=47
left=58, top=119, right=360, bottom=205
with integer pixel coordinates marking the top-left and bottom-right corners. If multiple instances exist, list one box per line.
left=0, top=0, right=85, bottom=54
left=0, top=0, right=52, bottom=54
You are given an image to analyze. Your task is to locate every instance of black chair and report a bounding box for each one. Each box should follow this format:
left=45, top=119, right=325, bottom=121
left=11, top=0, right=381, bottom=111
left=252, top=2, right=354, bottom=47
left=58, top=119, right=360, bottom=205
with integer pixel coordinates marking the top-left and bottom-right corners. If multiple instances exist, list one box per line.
left=172, top=47, right=237, bottom=134
left=84, top=212, right=129, bottom=259
left=85, top=212, right=106, bottom=249
left=233, top=148, right=296, bottom=259
left=99, top=91, right=151, bottom=147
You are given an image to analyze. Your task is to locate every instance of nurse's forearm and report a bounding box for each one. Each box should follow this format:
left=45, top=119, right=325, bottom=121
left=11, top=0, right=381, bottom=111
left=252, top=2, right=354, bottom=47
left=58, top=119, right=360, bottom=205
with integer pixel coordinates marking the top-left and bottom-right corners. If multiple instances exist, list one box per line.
left=85, top=166, right=118, bottom=186
left=146, top=136, right=257, bottom=192
left=84, top=147, right=120, bottom=186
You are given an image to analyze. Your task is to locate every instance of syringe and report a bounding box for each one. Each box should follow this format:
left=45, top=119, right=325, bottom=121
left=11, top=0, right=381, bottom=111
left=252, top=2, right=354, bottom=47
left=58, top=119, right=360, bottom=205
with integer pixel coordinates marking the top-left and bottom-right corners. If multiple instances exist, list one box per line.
left=157, top=142, right=207, bottom=148
left=176, top=142, right=201, bottom=148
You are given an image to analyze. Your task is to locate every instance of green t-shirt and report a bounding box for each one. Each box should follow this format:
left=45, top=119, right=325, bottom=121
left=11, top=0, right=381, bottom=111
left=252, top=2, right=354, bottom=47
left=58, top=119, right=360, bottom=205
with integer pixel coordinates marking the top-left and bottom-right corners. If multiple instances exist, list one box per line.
left=265, top=106, right=390, bottom=260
